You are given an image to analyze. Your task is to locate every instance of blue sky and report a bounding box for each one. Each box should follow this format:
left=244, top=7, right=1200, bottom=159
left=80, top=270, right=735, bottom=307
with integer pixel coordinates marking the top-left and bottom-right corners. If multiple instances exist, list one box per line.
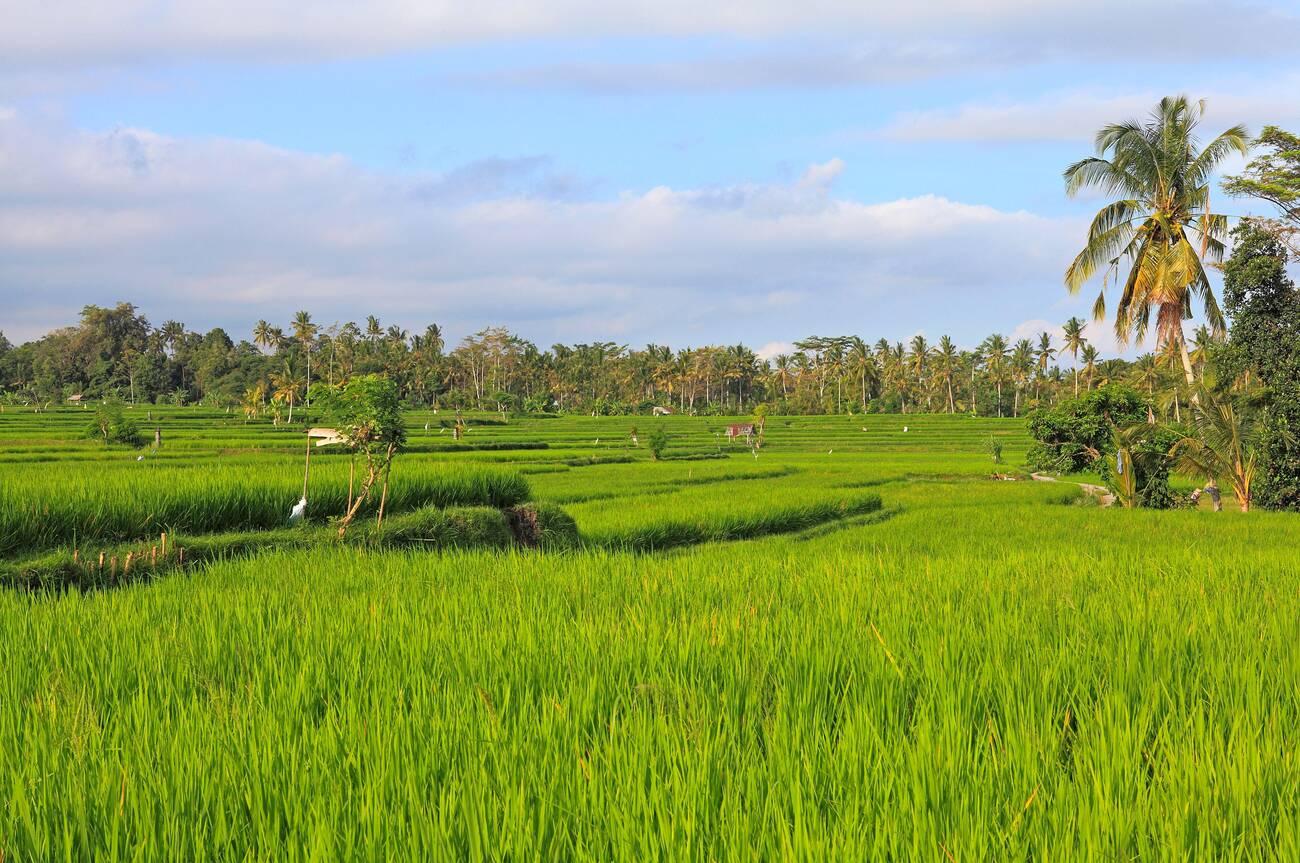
left=3, top=1, right=1299, bottom=358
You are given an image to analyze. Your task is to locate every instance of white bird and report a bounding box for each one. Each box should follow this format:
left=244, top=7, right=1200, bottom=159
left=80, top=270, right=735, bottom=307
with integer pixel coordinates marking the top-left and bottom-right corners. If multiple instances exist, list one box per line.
left=289, top=497, right=307, bottom=523
left=828, top=449, right=833, bottom=454
left=136, top=455, right=144, bottom=461
left=903, top=426, right=909, bottom=432
left=424, top=422, right=429, bottom=431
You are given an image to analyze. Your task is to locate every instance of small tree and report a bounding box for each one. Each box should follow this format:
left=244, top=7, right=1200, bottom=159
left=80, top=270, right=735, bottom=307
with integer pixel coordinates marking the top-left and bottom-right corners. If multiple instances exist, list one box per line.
left=310, top=375, right=406, bottom=536
left=86, top=404, right=144, bottom=447
left=985, top=435, right=1004, bottom=464
left=647, top=425, right=669, bottom=461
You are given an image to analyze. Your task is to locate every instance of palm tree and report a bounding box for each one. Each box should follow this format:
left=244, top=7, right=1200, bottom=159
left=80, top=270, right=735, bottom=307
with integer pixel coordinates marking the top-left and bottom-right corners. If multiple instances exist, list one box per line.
left=253, top=320, right=276, bottom=354
left=160, top=320, right=185, bottom=357
left=934, top=336, right=960, bottom=413
left=1080, top=344, right=1100, bottom=391
left=1011, top=339, right=1034, bottom=416
left=1188, top=325, right=1216, bottom=381
left=291, top=311, right=319, bottom=403
left=981, top=334, right=1009, bottom=416
left=908, top=335, right=930, bottom=411
left=1034, top=332, right=1056, bottom=404
left=1064, top=96, right=1249, bottom=385
left=1169, top=388, right=1279, bottom=512
left=965, top=348, right=983, bottom=415
left=1061, top=317, right=1088, bottom=397
left=270, top=367, right=304, bottom=423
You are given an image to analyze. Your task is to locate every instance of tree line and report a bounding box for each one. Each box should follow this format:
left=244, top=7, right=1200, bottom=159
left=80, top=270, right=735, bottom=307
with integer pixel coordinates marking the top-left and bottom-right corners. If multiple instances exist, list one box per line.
left=0, top=308, right=1197, bottom=419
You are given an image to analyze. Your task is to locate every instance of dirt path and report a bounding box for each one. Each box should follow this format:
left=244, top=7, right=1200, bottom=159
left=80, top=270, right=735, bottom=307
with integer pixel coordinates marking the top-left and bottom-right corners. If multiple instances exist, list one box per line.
left=1030, top=473, right=1116, bottom=507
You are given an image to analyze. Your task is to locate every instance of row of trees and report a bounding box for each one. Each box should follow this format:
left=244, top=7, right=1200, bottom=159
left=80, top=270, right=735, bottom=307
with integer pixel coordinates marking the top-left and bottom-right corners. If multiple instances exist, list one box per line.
left=0, top=309, right=1199, bottom=420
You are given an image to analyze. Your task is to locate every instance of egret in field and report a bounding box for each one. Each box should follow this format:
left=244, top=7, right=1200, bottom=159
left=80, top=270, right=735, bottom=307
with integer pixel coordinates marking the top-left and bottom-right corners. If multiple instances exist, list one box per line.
left=289, top=497, right=307, bottom=523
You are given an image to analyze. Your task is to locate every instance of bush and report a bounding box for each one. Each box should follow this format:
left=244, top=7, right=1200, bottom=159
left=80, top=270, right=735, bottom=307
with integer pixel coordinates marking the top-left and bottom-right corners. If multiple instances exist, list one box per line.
left=647, top=425, right=670, bottom=460
left=1096, top=425, right=1181, bottom=510
left=505, top=503, right=580, bottom=550
left=1026, top=385, right=1150, bottom=473
left=85, top=404, right=145, bottom=447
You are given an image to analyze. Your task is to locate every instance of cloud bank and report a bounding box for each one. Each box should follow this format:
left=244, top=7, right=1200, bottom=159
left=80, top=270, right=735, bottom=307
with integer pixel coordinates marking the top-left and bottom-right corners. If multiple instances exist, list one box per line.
left=0, top=110, right=1082, bottom=345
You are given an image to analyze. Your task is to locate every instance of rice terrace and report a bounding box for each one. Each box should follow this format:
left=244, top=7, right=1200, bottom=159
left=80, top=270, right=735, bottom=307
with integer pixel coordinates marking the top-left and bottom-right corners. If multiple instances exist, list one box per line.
left=5, top=2, right=1300, bottom=859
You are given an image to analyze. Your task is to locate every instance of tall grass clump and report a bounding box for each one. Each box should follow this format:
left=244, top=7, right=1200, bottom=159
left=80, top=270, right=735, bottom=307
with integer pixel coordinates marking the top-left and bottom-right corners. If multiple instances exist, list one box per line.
left=0, top=461, right=530, bottom=554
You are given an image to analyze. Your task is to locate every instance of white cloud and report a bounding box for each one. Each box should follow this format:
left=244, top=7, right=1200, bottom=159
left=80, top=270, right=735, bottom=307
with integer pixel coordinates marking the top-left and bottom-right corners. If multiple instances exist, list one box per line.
left=3, top=1, right=1296, bottom=78
left=755, top=341, right=796, bottom=361
left=0, top=110, right=1082, bottom=345
left=877, top=79, right=1300, bottom=142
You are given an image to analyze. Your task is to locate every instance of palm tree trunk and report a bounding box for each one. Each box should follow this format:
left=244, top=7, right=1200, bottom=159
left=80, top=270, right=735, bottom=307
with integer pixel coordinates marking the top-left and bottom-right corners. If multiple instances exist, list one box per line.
left=1178, top=336, right=1197, bottom=387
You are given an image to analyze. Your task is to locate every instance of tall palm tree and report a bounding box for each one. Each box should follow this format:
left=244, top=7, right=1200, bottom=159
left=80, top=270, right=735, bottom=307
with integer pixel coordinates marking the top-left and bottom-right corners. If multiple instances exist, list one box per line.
left=1034, top=332, right=1056, bottom=404
left=908, top=335, right=930, bottom=411
left=1061, top=317, right=1088, bottom=396
left=1064, top=96, right=1249, bottom=385
left=291, top=311, right=319, bottom=403
left=980, top=334, right=1009, bottom=417
left=1011, top=339, right=1035, bottom=416
left=160, top=320, right=185, bottom=357
left=269, top=367, right=304, bottom=423
left=253, top=320, right=275, bottom=354
left=934, top=335, right=960, bottom=413
left=1080, top=344, right=1100, bottom=391
left=1188, top=325, right=1216, bottom=381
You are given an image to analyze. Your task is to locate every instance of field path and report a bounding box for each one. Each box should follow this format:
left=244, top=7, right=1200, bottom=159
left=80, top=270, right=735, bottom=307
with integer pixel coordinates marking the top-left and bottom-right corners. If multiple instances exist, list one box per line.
left=1030, top=473, right=1116, bottom=507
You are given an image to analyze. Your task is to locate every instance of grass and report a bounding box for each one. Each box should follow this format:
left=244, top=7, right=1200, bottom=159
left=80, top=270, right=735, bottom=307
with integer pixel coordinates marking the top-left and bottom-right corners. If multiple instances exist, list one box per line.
left=0, top=406, right=1296, bottom=859
left=0, top=459, right=530, bottom=555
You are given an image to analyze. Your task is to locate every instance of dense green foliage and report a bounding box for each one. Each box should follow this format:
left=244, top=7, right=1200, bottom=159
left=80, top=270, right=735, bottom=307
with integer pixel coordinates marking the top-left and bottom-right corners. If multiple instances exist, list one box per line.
left=1, top=303, right=1167, bottom=419
left=85, top=403, right=145, bottom=448
left=1026, top=385, right=1150, bottom=472
left=1220, top=223, right=1300, bottom=509
left=1223, top=126, right=1300, bottom=227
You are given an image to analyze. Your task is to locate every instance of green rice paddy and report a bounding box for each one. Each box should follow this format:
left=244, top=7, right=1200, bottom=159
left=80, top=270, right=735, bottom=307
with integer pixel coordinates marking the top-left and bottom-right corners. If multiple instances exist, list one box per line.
left=1, top=405, right=1296, bottom=859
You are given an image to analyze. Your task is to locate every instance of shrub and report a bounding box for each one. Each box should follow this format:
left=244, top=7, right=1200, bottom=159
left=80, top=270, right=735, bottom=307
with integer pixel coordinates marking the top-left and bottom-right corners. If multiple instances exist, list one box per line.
left=647, top=426, right=670, bottom=461
left=85, top=404, right=145, bottom=448
left=1026, top=385, right=1150, bottom=473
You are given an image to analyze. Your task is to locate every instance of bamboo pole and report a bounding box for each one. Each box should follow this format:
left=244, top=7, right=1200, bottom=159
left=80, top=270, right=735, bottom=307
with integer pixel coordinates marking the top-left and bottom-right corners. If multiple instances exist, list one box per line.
left=347, top=455, right=355, bottom=515
left=302, top=429, right=312, bottom=501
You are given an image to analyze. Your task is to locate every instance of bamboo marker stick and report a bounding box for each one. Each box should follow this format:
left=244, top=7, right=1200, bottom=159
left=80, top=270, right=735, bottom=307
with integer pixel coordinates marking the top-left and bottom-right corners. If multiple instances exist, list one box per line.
left=347, top=456, right=355, bottom=515
left=302, top=430, right=312, bottom=501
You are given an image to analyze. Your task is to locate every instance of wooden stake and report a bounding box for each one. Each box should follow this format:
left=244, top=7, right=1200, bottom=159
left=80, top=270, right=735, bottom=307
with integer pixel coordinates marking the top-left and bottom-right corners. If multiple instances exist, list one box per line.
left=124, top=552, right=133, bottom=574
left=347, top=456, right=355, bottom=515
left=98, top=552, right=105, bottom=570
left=161, top=532, right=167, bottom=557
left=302, top=429, right=312, bottom=501
left=376, top=447, right=394, bottom=528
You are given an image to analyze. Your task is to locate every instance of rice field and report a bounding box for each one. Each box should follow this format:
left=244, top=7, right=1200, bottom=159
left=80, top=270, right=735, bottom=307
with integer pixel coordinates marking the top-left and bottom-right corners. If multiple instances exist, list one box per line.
left=1, top=405, right=1297, bottom=859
